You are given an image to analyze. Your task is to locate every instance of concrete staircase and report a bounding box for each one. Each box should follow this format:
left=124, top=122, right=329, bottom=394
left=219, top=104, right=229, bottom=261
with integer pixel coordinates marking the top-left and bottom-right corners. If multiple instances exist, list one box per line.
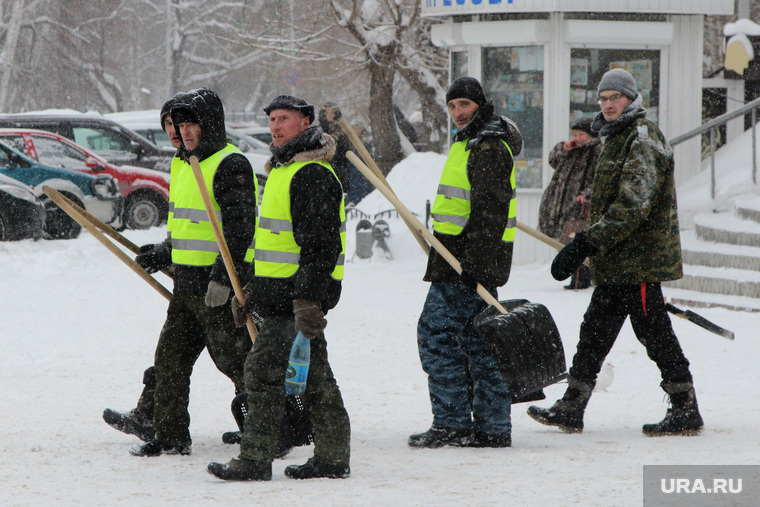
left=664, top=196, right=760, bottom=310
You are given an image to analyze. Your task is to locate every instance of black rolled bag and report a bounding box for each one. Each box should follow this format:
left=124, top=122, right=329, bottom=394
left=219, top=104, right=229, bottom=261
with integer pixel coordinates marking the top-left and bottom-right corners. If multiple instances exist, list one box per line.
left=474, top=299, right=567, bottom=403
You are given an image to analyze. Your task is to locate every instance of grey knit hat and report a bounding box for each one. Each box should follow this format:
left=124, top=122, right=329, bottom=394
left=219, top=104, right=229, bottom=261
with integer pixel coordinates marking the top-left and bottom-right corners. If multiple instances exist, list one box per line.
left=597, top=68, right=637, bottom=100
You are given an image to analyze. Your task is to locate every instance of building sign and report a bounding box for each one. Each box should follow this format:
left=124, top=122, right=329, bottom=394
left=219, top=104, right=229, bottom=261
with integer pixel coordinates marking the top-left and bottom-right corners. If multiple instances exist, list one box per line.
left=422, top=0, right=733, bottom=17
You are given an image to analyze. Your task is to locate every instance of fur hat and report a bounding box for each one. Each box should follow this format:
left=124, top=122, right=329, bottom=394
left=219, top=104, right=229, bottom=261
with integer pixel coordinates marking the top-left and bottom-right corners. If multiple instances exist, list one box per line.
left=263, top=95, right=315, bottom=124
left=570, top=117, right=598, bottom=137
left=597, top=68, right=638, bottom=100
left=446, top=77, right=487, bottom=106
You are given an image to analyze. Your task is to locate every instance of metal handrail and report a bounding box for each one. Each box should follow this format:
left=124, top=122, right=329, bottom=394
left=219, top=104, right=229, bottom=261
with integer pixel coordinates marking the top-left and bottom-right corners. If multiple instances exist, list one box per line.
left=669, top=96, right=760, bottom=198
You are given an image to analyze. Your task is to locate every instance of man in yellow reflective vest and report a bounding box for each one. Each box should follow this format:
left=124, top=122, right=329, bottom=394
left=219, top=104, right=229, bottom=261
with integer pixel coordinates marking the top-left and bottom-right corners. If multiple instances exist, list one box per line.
left=409, top=77, right=523, bottom=449
left=208, top=95, right=350, bottom=481
left=128, top=88, right=258, bottom=457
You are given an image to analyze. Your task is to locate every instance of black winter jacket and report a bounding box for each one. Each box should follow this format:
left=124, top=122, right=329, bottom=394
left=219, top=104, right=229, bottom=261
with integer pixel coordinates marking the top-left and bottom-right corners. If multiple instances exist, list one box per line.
left=170, top=88, right=257, bottom=294
left=423, top=102, right=522, bottom=288
left=247, top=127, right=343, bottom=317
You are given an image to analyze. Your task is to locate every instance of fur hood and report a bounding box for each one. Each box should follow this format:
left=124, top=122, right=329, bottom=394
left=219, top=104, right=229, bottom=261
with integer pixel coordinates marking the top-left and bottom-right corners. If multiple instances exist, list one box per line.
left=265, top=127, right=336, bottom=173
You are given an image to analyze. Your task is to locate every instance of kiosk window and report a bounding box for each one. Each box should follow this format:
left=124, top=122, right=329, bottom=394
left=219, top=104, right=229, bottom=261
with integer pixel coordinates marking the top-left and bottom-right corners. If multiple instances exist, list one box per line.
left=482, top=45, right=544, bottom=188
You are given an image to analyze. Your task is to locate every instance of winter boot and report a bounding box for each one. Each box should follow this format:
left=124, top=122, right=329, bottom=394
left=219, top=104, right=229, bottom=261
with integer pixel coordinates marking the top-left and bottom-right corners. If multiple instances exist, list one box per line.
left=526, top=377, right=593, bottom=433
left=103, top=367, right=156, bottom=442
left=642, top=382, right=704, bottom=436
left=129, top=439, right=191, bottom=457
left=408, top=425, right=473, bottom=448
left=468, top=431, right=511, bottom=448
left=207, top=458, right=272, bottom=481
left=284, top=457, right=350, bottom=480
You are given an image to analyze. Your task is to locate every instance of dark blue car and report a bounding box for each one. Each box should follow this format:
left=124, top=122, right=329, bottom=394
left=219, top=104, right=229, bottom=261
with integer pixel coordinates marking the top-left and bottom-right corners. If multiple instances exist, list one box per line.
left=0, top=173, right=45, bottom=241
left=0, top=140, right=122, bottom=239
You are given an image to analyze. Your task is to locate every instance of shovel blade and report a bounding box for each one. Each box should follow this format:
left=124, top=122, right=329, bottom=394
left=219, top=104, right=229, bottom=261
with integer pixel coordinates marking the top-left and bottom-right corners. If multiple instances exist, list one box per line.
left=475, top=299, right=568, bottom=402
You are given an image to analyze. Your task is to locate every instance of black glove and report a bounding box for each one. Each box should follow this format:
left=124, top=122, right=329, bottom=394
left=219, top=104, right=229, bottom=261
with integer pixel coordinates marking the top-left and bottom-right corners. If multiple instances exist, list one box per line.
left=230, top=282, right=255, bottom=328
left=135, top=242, right=171, bottom=274
left=293, top=299, right=327, bottom=339
left=459, top=269, right=479, bottom=292
left=551, top=230, right=597, bottom=281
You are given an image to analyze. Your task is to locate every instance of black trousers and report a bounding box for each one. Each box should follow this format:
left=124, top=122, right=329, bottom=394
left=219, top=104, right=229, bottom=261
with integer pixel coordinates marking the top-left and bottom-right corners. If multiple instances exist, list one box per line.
left=569, top=283, right=693, bottom=387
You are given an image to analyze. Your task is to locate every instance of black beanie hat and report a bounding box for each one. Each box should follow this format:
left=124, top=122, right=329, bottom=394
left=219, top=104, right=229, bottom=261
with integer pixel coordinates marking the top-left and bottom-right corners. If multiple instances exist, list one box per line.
left=263, top=95, right=315, bottom=124
left=446, top=77, right=487, bottom=106
left=570, top=117, right=598, bottom=137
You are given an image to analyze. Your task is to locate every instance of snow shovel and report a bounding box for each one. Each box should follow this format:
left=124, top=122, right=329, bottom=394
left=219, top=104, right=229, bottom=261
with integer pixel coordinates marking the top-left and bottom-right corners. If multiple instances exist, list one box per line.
left=42, top=186, right=172, bottom=301
left=188, top=156, right=257, bottom=344
left=346, top=151, right=568, bottom=400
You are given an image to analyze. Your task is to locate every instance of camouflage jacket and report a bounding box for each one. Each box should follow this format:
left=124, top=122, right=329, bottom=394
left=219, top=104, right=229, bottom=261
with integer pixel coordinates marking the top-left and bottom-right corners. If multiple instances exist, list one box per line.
left=586, top=107, right=682, bottom=285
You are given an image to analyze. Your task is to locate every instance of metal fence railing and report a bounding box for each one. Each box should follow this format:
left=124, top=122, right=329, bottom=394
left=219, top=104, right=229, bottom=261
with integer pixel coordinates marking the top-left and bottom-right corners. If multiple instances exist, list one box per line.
left=669, top=96, right=760, bottom=199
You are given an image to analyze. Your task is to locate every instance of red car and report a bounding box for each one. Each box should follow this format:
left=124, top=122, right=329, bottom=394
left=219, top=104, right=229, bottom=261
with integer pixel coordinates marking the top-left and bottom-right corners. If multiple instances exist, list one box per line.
left=0, top=128, right=171, bottom=229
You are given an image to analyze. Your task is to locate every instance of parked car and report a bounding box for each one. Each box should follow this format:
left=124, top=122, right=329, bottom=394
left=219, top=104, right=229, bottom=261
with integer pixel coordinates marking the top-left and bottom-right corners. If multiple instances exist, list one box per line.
left=234, top=124, right=273, bottom=145
left=0, top=129, right=171, bottom=229
left=0, top=139, right=122, bottom=239
left=0, top=113, right=175, bottom=173
left=0, top=173, right=45, bottom=241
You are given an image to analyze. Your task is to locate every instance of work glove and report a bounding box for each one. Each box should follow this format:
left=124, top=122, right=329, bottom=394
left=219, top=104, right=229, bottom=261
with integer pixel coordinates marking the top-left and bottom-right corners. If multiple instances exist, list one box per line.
left=551, top=230, right=597, bottom=281
left=135, top=242, right=171, bottom=274
left=231, top=282, right=255, bottom=328
left=293, top=299, right=327, bottom=339
left=205, top=280, right=231, bottom=307
left=459, top=269, right=479, bottom=292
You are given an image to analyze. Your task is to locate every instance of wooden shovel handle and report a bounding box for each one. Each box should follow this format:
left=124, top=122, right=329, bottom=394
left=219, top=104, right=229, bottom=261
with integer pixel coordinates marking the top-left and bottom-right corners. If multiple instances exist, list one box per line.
left=188, top=156, right=257, bottom=343
left=42, top=186, right=172, bottom=301
left=339, top=118, right=431, bottom=255
left=51, top=190, right=174, bottom=278
left=346, top=151, right=508, bottom=315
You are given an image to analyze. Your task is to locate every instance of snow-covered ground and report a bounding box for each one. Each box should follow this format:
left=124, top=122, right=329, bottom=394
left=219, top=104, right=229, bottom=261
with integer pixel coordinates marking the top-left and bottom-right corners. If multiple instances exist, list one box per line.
left=2, top=152, right=759, bottom=506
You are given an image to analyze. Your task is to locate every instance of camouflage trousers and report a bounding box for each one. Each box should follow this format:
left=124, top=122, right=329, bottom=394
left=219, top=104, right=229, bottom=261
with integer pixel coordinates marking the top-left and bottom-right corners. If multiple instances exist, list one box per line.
left=153, top=291, right=251, bottom=446
left=417, top=280, right=512, bottom=435
left=240, top=315, right=350, bottom=465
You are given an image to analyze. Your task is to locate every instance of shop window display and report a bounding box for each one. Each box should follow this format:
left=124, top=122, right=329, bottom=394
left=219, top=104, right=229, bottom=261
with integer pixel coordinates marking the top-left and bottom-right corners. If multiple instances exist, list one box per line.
left=482, top=46, right=544, bottom=189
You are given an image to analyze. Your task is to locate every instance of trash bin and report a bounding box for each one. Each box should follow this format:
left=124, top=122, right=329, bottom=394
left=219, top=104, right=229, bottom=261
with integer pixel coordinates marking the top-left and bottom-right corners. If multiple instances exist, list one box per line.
left=354, top=219, right=374, bottom=259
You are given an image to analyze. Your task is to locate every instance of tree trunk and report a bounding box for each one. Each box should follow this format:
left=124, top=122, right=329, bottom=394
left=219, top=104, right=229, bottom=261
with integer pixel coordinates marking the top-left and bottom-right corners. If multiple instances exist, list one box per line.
left=0, top=0, right=25, bottom=112
left=397, top=66, right=447, bottom=153
left=368, top=43, right=403, bottom=175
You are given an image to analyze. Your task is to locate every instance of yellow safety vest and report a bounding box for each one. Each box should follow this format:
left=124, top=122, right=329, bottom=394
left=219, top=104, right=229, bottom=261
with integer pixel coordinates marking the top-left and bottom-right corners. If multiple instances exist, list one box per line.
left=431, top=139, right=516, bottom=243
left=167, top=144, right=257, bottom=266
left=255, top=160, right=346, bottom=279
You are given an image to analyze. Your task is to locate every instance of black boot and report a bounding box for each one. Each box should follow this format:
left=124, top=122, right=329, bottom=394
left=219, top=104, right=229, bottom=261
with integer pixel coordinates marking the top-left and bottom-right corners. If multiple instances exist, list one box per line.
left=468, top=431, right=511, bottom=448
left=527, top=377, right=593, bottom=433
left=103, top=367, right=156, bottom=442
left=643, top=382, right=704, bottom=436
left=129, top=439, right=191, bottom=457
left=103, top=408, right=155, bottom=442
left=408, top=425, right=473, bottom=448
left=284, top=457, right=350, bottom=480
left=207, top=458, right=272, bottom=481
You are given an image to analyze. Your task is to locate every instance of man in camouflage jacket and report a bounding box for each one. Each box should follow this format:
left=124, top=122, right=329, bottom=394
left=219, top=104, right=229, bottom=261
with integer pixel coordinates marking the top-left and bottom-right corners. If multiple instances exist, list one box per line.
left=527, top=69, right=704, bottom=437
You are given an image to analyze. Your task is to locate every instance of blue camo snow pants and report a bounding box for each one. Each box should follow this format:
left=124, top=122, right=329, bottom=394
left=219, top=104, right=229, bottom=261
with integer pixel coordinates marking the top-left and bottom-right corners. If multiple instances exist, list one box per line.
left=417, top=279, right=512, bottom=435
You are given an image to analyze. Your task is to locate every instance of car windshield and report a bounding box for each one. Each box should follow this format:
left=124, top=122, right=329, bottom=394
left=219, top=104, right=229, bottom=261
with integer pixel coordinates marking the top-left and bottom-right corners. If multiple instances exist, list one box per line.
left=72, top=126, right=131, bottom=154
left=138, top=128, right=173, bottom=149
left=31, top=136, right=88, bottom=168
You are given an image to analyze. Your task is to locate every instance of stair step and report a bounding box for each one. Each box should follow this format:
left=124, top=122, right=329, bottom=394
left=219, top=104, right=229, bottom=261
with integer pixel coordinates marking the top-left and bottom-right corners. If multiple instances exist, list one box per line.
left=681, top=229, right=760, bottom=271
left=663, top=287, right=760, bottom=313
left=664, top=264, right=760, bottom=298
left=694, top=211, right=760, bottom=246
left=735, top=196, right=760, bottom=225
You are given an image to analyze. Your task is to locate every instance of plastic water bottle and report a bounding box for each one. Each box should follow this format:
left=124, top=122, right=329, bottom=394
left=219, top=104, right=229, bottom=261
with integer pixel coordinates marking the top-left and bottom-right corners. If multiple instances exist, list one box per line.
left=285, top=331, right=310, bottom=395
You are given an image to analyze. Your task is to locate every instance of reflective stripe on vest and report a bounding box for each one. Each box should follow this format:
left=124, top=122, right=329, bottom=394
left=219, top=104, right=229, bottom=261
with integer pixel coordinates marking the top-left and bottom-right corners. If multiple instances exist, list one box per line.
left=167, top=144, right=257, bottom=266
left=255, top=160, right=346, bottom=280
left=431, top=139, right=516, bottom=243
